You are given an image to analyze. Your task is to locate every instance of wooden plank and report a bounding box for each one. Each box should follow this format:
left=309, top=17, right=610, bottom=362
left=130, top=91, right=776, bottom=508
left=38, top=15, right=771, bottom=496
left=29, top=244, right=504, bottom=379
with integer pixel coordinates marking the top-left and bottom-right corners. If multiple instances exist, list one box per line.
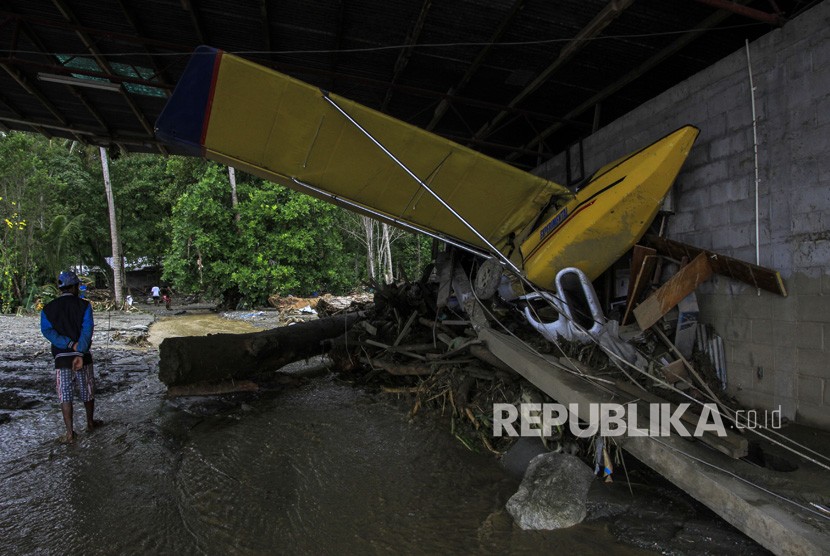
left=360, top=356, right=434, bottom=376
left=634, top=252, right=713, bottom=330
left=393, top=310, right=418, bottom=346
left=626, top=245, right=657, bottom=302
left=622, top=253, right=658, bottom=325
left=643, top=234, right=787, bottom=296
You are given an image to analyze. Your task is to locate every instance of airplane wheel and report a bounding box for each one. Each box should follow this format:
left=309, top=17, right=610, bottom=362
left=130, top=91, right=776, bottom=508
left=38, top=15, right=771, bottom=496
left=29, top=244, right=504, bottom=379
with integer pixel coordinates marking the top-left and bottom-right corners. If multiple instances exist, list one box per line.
left=474, top=257, right=502, bottom=300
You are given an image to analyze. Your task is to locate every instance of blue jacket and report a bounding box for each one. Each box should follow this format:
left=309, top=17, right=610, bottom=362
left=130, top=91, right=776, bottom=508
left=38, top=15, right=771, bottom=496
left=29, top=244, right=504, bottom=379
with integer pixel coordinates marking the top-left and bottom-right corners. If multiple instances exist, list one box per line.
left=41, top=293, right=94, bottom=368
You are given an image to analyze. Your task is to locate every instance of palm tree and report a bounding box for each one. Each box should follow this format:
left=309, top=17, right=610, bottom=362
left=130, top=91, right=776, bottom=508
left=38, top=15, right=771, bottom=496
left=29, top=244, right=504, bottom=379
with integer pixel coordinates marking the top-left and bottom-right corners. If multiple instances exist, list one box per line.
left=99, top=147, right=124, bottom=307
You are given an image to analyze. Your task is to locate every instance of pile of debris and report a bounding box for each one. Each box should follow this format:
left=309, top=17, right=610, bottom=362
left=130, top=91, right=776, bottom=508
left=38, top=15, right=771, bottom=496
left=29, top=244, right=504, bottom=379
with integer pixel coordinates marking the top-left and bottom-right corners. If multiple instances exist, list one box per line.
left=160, top=235, right=789, bottom=469
left=323, top=276, right=529, bottom=456
left=267, top=292, right=374, bottom=322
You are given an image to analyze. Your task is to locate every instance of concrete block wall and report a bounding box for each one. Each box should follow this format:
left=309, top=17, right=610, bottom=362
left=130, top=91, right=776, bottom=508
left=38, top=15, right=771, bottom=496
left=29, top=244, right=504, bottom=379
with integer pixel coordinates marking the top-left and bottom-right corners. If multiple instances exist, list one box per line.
left=534, top=2, right=830, bottom=428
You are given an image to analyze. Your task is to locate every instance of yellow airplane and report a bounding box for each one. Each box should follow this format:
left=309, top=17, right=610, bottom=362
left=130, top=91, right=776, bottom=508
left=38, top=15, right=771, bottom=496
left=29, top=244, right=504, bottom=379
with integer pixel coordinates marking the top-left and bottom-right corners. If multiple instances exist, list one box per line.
left=155, top=46, right=698, bottom=292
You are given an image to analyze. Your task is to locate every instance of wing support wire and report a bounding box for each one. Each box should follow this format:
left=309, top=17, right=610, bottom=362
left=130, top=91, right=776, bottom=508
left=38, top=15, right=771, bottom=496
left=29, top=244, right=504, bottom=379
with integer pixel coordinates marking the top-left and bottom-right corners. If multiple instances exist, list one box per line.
left=321, top=92, right=522, bottom=275
left=289, top=176, right=490, bottom=259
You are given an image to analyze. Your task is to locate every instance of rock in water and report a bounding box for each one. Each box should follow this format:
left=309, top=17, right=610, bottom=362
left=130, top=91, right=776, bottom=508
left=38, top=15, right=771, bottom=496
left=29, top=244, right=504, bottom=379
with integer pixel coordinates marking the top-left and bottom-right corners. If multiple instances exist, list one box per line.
left=506, top=452, right=595, bottom=530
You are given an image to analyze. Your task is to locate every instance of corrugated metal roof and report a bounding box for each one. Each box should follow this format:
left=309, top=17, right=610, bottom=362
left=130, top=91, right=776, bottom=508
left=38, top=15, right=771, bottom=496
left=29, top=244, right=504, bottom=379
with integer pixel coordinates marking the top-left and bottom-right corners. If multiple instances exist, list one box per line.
left=0, top=0, right=818, bottom=168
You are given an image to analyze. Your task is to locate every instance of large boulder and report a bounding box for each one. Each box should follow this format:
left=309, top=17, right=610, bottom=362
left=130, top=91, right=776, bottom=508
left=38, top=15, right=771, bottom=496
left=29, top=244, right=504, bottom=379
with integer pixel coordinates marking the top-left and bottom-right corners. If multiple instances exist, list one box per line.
left=506, top=452, right=595, bottom=530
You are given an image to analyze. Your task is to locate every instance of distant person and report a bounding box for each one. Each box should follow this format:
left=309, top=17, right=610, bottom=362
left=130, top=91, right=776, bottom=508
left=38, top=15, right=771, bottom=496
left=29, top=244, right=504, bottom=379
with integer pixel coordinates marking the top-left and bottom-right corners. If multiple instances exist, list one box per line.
left=151, top=285, right=161, bottom=305
left=162, top=293, right=171, bottom=310
left=40, top=270, right=101, bottom=443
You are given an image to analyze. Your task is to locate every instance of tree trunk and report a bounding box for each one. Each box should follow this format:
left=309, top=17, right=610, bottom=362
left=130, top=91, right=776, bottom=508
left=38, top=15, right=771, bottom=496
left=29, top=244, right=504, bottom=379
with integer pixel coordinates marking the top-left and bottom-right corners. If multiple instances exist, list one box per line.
left=381, top=223, right=393, bottom=284
left=362, top=216, right=376, bottom=281
left=228, top=166, right=240, bottom=227
left=99, top=147, right=124, bottom=307
left=158, top=312, right=363, bottom=386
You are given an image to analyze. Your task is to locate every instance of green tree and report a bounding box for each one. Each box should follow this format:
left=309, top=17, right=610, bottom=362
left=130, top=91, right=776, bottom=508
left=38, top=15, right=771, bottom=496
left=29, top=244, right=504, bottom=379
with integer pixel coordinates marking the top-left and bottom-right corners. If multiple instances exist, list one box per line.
left=0, top=133, right=97, bottom=310
left=162, top=164, right=358, bottom=307
left=163, top=163, right=235, bottom=297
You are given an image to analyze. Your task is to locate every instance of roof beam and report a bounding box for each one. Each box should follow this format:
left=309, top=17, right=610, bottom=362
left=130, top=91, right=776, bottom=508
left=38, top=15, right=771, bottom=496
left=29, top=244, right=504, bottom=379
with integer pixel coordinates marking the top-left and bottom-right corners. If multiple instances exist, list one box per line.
left=51, top=0, right=114, bottom=81
left=0, top=63, right=87, bottom=142
left=114, top=0, right=174, bottom=91
left=474, top=0, right=635, bottom=142
left=692, top=0, right=784, bottom=25
left=506, top=7, right=739, bottom=161
left=0, top=57, right=173, bottom=90
left=180, top=0, right=208, bottom=44
left=0, top=91, right=51, bottom=137
left=49, top=0, right=166, bottom=154
left=1, top=62, right=67, bottom=126
left=327, top=0, right=346, bottom=91
left=426, top=0, right=526, bottom=132
left=0, top=115, right=169, bottom=150
left=0, top=10, right=191, bottom=52
left=9, top=22, right=111, bottom=135
left=259, top=0, right=271, bottom=55
left=380, top=0, right=432, bottom=112
left=72, top=89, right=111, bottom=133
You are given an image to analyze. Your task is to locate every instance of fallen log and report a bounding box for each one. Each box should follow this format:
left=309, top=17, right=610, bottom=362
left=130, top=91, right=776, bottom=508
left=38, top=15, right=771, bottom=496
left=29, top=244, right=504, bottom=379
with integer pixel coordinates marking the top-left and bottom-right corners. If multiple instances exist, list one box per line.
left=158, top=312, right=363, bottom=386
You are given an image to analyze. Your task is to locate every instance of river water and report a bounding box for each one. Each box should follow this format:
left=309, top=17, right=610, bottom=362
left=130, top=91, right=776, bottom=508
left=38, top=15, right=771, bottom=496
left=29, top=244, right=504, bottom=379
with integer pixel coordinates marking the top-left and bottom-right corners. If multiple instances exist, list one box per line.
left=0, top=313, right=768, bottom=555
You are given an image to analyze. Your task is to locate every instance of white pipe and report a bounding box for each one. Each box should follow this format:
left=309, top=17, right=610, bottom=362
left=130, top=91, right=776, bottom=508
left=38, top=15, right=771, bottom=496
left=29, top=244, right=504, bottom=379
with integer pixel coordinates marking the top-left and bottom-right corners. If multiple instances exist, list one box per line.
left=746, top=40, right=761, bottom=287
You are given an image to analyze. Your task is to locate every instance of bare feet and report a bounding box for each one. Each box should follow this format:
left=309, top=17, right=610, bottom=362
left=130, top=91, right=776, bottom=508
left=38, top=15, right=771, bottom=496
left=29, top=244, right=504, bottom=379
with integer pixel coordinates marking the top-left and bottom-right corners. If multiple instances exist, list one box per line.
left=58, top=431, right=77, bottom=444
left=87, top=419, right=105, bottom=431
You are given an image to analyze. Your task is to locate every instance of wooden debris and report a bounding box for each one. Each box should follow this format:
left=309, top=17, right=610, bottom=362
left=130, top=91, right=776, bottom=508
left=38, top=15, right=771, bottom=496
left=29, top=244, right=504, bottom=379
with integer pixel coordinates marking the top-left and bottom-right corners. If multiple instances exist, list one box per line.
left=469, top=344, right=515, bottom=374
left=394, top=310, right=419, bottom=346
left=634, top=252, right=713, bottom=330
left=643, top=234, right=787, bottom=296
left=360, top=357, right=434, bottom=376
left=381, top=386, right=420, bottom=394
left=622, top=246, right=658, bottom=325
left=652, top=326, right=725, bottom=412
left=660, top=359, right=689, bottom=384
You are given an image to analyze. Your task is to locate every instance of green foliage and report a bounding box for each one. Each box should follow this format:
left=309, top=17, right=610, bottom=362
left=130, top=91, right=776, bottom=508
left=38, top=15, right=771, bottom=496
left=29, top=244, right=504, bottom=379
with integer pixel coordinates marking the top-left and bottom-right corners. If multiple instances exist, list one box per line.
left=0, top=130, right=434, bottom=311
left=163, top=164, right=237, bottom=297
left=0, top=133, right=98, bottom=311
left=163, top=166, right=357, bottom=305
left=110, top=153, right=177, bottom=265
left=234, top=181, right=357, bottom=300
left=392, top=233, right=433, bottom=281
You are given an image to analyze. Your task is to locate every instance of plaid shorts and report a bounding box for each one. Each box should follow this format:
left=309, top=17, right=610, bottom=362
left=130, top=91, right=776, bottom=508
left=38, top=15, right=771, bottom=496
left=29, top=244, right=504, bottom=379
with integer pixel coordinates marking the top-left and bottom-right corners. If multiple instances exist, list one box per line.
left=55, top=364, right=95, bottom=403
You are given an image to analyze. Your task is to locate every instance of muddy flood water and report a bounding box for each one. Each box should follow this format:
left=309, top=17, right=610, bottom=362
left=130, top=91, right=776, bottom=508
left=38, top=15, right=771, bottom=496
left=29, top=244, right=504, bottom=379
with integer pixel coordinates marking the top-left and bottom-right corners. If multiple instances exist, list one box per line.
left=0, top=311, right=770, bottom=555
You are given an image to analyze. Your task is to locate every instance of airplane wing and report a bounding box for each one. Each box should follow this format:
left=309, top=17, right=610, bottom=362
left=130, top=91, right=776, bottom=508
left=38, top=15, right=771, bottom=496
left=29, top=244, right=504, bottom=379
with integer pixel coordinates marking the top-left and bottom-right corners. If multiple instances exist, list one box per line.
left=155, top=46, right=573, bottom=257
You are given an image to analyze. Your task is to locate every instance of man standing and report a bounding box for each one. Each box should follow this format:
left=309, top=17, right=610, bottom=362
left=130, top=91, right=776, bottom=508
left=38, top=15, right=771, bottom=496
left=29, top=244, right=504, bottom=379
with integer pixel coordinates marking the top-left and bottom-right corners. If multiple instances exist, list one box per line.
left=151, top=284, right=161, bottom=305
left=40, top=270, right=99, bottom=443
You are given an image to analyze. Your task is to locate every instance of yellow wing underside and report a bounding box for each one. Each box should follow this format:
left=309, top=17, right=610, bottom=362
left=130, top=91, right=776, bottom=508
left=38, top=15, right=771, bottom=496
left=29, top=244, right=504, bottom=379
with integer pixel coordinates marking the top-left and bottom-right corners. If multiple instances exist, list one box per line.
left=204, top=53, right=571, bottom=255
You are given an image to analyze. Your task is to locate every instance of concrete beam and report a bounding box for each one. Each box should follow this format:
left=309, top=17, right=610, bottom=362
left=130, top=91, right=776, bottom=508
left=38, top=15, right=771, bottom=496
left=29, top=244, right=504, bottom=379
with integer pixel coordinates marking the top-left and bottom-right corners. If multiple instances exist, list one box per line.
left=479, top=327, right=829, bottom=556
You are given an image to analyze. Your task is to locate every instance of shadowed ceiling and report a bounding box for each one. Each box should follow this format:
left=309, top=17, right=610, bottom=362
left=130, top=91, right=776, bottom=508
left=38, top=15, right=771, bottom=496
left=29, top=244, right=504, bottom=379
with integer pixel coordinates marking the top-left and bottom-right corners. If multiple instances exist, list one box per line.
left=0, top=0, right=818, bottom=169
